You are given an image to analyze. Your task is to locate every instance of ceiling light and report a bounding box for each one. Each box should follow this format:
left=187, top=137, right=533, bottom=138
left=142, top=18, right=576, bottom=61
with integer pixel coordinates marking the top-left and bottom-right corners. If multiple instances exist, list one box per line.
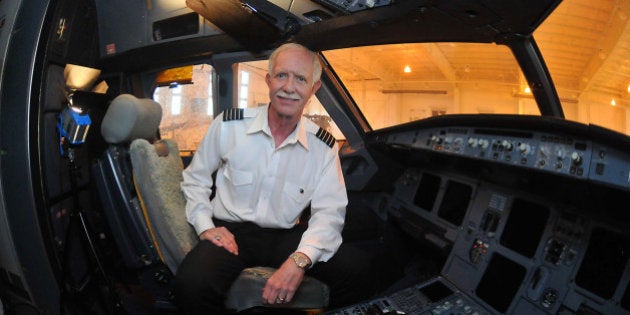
left=611, top=99, right=616, bottom=106
left=404, top=65, right=411, bottom=73
left=524, top=87, right=531, bottom=94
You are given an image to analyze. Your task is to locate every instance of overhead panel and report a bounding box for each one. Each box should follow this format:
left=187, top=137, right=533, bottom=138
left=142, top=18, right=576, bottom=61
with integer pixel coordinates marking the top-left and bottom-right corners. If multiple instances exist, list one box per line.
left=96, top=0, right=222, bottom=57
left=313, top=0, right=393, bottom=14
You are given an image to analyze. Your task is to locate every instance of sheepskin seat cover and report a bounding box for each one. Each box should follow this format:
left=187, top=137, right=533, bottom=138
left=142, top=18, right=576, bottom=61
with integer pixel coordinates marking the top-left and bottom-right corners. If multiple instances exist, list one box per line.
left=130, top=138, right=198, bottom=273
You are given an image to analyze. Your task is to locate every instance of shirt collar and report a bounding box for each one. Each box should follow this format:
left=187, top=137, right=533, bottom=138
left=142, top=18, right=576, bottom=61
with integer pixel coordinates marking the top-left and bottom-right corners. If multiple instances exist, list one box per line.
left=247, top=105, right=309, bottom=150
left=295, top=118, right=309, bottom=150
left=247, top=106, right=268, bottom=135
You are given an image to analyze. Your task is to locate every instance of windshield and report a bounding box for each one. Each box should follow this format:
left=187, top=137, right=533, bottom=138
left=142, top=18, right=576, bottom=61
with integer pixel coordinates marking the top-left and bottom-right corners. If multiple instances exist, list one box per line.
left=320, top=0, right=629, bottom=136
left=534, top=0, right=628, bottom=136
left=322, top=43, right=537, bottom=131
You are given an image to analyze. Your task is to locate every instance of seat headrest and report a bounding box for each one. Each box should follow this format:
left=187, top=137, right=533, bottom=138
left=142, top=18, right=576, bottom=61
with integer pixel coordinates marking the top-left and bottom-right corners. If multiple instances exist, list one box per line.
left=101, top=94, right=163, bottom=144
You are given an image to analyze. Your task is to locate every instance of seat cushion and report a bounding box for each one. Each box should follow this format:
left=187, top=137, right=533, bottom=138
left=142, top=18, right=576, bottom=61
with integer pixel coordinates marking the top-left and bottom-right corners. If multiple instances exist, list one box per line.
left=225, top=266, right=330, bottom=312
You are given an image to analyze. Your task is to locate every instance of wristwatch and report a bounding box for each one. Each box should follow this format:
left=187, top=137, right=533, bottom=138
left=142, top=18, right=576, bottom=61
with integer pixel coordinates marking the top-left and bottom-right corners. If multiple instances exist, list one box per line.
left=289, top=252, right=312, bottom=269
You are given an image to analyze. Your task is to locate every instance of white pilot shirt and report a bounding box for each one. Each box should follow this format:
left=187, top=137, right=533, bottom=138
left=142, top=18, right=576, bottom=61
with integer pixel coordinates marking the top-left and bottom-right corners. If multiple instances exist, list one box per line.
left=181, top=105, right=348, bottom=264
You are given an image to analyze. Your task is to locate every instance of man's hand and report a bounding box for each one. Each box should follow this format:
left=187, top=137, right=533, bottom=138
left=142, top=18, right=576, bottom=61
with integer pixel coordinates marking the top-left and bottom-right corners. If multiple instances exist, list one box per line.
left=199, top=226, right=238, bottom=255
left=262, top=257, right=305, bottom=305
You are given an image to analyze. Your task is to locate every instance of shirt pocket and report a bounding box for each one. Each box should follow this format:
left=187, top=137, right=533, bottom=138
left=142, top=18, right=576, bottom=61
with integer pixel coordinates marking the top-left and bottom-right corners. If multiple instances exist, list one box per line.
left=222, top=166, right=254, bottom=209
left=223, top=165, right=253, bottom=186
left=282, top=181, right=312, bottom=211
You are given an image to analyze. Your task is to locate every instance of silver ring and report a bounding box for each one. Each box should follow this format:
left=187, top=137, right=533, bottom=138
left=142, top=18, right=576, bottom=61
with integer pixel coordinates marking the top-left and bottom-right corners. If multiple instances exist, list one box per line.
left=277, top=297, right=285, bottom=302
left=214, top=235, right=221, bottom=241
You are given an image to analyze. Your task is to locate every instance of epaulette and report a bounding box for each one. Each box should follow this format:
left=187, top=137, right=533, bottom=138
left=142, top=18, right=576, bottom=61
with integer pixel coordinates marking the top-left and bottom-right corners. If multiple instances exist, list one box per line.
left=315, top=127, right=335, bottom=148
left=223, top=108, right=244, bottom=121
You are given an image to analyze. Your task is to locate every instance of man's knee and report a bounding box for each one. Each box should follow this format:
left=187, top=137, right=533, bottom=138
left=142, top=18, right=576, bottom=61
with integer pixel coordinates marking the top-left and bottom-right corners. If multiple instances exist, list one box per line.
left=172, top=271, right=228, bottom=314
left=171, top=242, right=239, bottom=312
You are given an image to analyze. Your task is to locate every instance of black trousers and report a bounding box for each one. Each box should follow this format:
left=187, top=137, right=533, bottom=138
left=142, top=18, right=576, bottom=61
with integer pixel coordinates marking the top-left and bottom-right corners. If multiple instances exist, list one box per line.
left=172, top=219, right=374, bottom=314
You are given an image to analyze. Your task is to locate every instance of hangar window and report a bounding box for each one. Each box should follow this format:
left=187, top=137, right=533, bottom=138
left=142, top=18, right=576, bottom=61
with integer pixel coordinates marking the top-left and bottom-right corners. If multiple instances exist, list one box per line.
left=171, top=85, right=182, bottom=115
left=238, top=71, right=250, bottom=109
left=207, top=77, right=214, bottom=116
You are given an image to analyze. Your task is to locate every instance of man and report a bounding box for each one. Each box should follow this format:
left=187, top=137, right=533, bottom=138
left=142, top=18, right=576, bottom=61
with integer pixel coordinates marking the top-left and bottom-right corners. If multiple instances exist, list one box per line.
left=172, top=42, right=372, bottom=313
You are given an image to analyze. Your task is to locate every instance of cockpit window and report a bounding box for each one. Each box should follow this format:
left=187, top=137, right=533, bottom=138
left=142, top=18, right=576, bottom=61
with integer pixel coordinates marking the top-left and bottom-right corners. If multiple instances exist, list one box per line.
left=312, top=2, right=630, bottom=136
left=322, top=43, right=538, bottom=131
left=153, top=64, right=215, bottom=153
left=534, top=0, right=628, bottom=136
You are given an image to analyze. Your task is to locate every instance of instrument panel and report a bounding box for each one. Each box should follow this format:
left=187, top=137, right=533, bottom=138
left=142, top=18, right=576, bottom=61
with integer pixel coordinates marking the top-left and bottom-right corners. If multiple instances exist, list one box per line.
left=329, top=166, right=630, bottom=314
left=331, top=120, right=630, bottom=314
left=384, top=125, right=630, bottom=191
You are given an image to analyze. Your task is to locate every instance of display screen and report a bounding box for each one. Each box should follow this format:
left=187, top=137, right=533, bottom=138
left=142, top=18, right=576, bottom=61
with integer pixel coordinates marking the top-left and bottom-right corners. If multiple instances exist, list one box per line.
left=576, top=227, right=630, bottom=300
left=414, top=172, right=441, bottom=212
left=419, top=280, right=454, bottom=302
left=476, top=253, right=526, bottom=313
left=437, top=180, right=472, bottom=226
left=500, top=198, right=550, bottom=258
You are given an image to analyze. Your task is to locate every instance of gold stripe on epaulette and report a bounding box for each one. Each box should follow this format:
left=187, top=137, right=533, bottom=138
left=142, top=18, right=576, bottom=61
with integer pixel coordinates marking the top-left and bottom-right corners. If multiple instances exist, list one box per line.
left=223, top=108, right=244, bottom=121
left=315, top=127, right=335, bottom=148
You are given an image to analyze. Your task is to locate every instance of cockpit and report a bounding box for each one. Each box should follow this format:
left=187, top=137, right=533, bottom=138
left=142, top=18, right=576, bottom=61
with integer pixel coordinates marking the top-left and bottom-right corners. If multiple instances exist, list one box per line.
left=1, top=0, right=630, bottom=314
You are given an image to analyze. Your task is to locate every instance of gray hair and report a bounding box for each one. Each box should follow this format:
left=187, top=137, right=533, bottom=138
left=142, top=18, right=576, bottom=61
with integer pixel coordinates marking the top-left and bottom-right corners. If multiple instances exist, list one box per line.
left=268, top=43, right=322, bottom=84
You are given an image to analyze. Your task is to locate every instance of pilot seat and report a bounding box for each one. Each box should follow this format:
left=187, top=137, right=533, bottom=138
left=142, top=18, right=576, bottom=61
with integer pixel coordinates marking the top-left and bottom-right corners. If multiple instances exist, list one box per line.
left=92, top=93, right=329, bottom=313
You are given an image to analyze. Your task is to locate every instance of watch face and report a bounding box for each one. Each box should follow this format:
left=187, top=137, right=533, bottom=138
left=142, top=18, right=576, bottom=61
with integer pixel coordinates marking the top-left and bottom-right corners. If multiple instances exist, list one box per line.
left=301, top=257, right=311, bottom=268
left=291, top=253, right=309, bottom=269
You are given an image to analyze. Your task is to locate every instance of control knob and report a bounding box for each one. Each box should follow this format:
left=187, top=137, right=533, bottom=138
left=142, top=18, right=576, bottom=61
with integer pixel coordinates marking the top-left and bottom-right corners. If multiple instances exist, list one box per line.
left=479, top=139, right=489, bottom=149
left=519, top=143, right=531, bottom=155
left=571, top=152, right=582, bottom=165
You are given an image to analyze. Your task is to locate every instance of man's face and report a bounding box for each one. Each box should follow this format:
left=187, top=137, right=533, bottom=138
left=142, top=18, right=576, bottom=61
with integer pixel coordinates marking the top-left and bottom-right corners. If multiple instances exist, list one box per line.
left=266, top=48, right=321, bottom=119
